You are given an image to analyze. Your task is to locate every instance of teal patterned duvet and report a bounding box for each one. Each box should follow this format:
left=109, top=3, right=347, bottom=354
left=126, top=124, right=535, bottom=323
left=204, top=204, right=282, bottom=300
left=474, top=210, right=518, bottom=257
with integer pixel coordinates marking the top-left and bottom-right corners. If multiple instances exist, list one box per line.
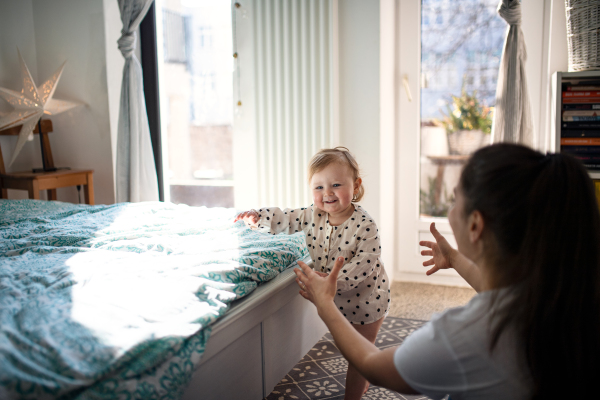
left=0, top=200, right=309, bottom=399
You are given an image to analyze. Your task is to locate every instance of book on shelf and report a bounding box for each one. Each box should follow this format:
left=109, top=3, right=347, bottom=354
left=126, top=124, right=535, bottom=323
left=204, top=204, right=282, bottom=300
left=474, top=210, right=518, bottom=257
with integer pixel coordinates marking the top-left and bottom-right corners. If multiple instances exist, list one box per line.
left=561, top=146, right=600, bottom=154
left=565, top=86, right=600, bottom=91
left=563, top=79, right=600, bottom=87
left=563, top=91, right=600, bottom=98
left=563, top=116, right=600, bottom=122
left=563, top=110, right=600, bottom=117
left=563, top=103, right=600, bottom=110
left=561, top=138, right=600, bottom=146
left=561, top=129, right=600, bottom=138
left=562, top=121, right=600, bottom=129
left=563, top=97, right=600, bottom=104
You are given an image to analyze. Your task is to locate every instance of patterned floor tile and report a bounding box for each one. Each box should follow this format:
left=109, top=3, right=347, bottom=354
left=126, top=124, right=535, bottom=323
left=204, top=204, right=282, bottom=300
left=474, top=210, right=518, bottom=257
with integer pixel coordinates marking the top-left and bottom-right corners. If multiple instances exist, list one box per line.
left=265, top=317, right=433, bottom=400
left=381, top=318, right=425, bottom=333
left=288, top=361, right=329, bottom=383
left=266, top=383, right=311, bottom=400
left=298, top=378, right=343, bottom=399
left=316, top=356, right=348, bottom=376
left=374, top=331, right=404, bottom=347
left=305, top=341, right=340, bottom=361
left=364, top=386, right=431, bottom=400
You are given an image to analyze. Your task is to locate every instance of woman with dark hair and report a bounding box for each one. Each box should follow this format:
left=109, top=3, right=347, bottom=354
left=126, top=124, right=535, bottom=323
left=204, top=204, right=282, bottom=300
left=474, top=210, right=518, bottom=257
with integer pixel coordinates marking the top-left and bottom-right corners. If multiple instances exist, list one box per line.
left=294, top=143, right=600, bottom=399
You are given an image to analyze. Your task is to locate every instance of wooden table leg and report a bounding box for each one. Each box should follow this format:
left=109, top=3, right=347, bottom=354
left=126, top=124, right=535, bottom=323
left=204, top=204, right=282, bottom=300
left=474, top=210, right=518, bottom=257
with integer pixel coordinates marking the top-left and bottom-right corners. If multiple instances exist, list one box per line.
left=29, top=180, right=40, bottom=200
left=434, top=164, right=446, bottom=208
left=84, top=172, right=94, bottom=205
left=0, top=178, right=6, bottom=199
left=47, top=189, right=57, bottom=201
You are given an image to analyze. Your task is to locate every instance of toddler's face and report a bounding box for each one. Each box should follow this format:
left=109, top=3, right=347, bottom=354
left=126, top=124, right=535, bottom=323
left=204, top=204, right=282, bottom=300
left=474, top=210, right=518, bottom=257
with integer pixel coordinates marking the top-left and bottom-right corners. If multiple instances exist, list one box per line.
left=310, top=163, right=359, bottom=219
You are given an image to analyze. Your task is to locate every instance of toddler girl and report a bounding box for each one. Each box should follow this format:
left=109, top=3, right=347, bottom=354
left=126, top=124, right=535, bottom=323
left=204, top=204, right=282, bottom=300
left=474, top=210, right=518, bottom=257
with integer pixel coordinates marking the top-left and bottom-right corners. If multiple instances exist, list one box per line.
left=234, top=147, right=390, bottom=399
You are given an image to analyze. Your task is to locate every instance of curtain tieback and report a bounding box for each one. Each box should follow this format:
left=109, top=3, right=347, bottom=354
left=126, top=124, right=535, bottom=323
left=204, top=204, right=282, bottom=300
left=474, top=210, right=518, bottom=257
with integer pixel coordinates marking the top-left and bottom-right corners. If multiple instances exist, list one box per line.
left=118, top=31, right=137, bottom=59
left=498, top=0, right=521, bottom=26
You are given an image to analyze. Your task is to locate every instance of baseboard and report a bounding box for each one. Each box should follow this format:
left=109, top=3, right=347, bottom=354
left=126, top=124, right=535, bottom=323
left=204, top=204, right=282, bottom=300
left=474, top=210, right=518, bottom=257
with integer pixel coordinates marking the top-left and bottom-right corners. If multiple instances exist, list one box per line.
left=394, top=271, right=471, bottom=288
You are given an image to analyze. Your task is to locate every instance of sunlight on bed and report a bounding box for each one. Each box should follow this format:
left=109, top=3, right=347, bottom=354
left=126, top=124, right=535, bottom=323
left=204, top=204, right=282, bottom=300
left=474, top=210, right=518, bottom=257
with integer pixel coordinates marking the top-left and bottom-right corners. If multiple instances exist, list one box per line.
left=65, top=207, right=244, bottom=353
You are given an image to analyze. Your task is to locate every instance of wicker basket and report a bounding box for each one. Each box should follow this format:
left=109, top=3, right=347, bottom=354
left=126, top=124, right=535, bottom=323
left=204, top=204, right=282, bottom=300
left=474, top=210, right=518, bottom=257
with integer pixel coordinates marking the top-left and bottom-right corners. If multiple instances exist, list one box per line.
left=565, top=0, right=600, bottom=71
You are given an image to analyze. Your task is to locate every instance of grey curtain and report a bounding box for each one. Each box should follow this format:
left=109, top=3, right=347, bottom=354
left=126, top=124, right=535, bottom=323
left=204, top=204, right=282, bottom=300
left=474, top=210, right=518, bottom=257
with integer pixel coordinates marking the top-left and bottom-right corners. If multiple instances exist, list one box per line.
left=116, top=0, right=159, bottom=202
left=491, top=0, right=534, bottom=146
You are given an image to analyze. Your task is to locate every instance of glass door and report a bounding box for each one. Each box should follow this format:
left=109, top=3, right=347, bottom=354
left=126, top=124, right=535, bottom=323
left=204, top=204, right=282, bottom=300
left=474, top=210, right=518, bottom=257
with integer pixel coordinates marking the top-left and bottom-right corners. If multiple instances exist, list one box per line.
left=396, top=0, right=506, bottom=284
left=155, top=0, right=234, bottom=207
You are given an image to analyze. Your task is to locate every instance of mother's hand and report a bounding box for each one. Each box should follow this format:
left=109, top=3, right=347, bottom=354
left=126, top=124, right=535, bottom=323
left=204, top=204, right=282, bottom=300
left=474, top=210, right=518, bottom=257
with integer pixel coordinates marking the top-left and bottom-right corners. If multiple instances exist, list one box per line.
left=294, top=257, right=344, bottom=309
left=419, top=222, right=456, bottom=275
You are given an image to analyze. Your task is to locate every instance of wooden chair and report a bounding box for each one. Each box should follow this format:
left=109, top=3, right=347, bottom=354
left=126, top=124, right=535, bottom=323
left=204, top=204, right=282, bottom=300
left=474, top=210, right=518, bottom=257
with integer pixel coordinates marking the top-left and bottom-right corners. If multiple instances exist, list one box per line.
left=0, top=120, right=94, bottom=204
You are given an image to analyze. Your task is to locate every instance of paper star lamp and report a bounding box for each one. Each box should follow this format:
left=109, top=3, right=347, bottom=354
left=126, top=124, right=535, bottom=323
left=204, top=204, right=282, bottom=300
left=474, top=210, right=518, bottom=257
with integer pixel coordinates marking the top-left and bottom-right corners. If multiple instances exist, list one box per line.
left=0, top=49, right=79, bottom=166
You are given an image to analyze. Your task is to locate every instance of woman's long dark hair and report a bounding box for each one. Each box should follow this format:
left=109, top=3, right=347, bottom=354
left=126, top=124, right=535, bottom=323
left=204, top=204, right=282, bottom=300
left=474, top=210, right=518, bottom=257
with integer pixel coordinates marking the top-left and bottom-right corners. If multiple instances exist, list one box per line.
left=459, top=143, right=600, bottom=399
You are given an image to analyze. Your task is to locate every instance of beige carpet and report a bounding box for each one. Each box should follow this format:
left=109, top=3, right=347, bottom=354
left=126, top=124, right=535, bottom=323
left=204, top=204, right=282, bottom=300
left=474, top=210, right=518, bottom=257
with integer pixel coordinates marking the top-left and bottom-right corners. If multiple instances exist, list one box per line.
left=388, top=281, right=477, bottom=321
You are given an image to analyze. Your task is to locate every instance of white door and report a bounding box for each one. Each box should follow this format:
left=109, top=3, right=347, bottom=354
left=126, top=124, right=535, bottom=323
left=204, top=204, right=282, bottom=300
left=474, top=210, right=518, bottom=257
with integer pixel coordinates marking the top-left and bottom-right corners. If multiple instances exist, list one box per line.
left=395, top=0, right=507, bottom=287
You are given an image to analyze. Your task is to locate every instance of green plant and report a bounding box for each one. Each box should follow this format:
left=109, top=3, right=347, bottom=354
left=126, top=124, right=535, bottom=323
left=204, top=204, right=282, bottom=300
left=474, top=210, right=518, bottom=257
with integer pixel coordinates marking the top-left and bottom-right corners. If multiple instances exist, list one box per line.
left=435, top=85, right=493, bottom=134
left=420, top=177, right=455, bottom=218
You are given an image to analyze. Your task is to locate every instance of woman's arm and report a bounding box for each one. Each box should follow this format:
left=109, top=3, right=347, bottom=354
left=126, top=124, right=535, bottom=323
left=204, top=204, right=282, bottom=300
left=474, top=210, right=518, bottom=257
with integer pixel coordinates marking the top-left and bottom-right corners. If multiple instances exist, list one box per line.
left=420, top=222, right=483, bottom=292
left=294, top=258, right=419, bottom=394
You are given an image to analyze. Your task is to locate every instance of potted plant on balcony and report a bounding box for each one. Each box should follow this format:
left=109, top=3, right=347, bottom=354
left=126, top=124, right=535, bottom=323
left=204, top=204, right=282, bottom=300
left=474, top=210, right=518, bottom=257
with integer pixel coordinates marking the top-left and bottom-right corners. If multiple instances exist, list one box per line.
left=436, top=88, right=493, bottom=155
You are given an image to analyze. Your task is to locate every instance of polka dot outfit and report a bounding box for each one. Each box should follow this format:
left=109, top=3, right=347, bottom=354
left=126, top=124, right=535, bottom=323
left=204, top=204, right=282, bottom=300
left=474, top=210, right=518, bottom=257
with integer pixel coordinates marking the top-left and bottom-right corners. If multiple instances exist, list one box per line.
left=252, top=205, right=390, bottom=325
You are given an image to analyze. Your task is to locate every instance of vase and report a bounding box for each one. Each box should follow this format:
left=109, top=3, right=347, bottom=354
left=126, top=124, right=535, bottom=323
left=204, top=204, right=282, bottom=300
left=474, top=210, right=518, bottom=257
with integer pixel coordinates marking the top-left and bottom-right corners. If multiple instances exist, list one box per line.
left=447, top=129, right=490, bottom=155
left=421, top=126, right=449, bottom=156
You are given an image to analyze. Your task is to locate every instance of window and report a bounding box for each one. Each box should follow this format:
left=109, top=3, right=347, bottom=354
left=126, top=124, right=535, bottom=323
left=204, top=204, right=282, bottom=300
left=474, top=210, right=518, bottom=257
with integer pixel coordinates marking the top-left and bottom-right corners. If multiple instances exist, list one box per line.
left=420, top=0, right=505, bottom=218
left=156, top=0, right=234, bottom=207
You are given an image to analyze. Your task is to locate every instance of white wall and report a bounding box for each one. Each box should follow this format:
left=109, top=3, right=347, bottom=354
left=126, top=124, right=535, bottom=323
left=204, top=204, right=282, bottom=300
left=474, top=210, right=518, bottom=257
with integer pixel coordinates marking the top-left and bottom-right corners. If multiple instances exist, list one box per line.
left=338, top=0, right=381, bottom=224
left=0, top=0, right=120, bottom=204
left=0, top=0, right=39, bottom=198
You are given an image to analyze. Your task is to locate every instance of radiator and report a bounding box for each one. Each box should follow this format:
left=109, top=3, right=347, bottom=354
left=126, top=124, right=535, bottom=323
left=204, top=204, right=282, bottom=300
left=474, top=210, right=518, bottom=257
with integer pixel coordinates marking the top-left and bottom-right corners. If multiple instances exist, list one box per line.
left=244, top=0, right=338, bottom=209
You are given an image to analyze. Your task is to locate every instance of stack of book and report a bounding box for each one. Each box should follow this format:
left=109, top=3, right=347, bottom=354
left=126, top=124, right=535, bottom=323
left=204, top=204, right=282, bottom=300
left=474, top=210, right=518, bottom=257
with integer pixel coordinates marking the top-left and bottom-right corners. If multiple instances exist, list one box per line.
left=560, top=79, right=600, bottom=170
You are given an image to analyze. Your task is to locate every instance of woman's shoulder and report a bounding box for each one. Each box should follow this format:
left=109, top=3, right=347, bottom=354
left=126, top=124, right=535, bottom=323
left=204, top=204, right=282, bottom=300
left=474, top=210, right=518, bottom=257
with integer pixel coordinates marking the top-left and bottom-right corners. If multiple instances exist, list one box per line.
left=428, top=287, right=517, bottom=346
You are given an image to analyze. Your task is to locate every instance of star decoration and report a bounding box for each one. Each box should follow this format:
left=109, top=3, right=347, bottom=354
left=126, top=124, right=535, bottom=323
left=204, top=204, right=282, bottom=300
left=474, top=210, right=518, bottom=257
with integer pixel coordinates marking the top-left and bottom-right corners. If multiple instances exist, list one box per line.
left=0, top=49, right=79, bottom=166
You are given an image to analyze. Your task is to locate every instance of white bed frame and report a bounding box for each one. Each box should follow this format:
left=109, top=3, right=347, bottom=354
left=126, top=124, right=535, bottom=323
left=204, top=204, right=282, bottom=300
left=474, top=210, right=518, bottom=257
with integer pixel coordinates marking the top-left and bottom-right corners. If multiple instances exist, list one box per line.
left=183, top=261, right=327, bottom=400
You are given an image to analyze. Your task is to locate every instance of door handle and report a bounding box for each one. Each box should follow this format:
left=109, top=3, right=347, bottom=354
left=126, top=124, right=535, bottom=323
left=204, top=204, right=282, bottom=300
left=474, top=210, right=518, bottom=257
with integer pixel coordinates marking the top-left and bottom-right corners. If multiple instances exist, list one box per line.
left=402, top=74, right=413, bottom=102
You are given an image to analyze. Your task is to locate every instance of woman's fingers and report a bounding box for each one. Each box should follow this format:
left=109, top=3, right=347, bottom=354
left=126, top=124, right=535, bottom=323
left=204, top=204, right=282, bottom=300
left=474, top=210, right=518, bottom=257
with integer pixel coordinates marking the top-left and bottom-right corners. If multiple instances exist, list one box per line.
left=299, top=290, right=310, bottom=300
left=421, top=249, right=433, bottom=256
left=295, top=262, right=312, bottom=287
left=422, top=258, right=434, bottom=266
left=419, top=240, right=435, bottom=249
left=426, top=266, right=440, bottom=276
left=430, top=222, right=443, bottom=240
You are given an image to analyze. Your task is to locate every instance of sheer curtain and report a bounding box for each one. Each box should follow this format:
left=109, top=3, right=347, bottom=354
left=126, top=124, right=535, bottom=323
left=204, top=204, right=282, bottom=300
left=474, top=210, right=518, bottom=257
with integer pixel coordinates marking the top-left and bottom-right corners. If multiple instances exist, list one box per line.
left=116, top=0, right=159, bottom=202
left=491, top=0, right=534, bottom=146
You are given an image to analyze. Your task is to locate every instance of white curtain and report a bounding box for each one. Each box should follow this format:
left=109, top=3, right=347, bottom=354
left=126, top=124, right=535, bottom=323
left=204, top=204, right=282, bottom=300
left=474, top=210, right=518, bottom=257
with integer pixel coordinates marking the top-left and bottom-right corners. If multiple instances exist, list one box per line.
left=491, top=0, right=534, bottom=146
left=116, top=0, right=159, bottom=202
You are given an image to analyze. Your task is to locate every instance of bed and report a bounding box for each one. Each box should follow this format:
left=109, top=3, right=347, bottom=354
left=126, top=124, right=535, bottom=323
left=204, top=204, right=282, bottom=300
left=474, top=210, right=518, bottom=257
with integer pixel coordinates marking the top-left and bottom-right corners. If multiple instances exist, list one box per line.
left=0, top=200, right=327, bottom=399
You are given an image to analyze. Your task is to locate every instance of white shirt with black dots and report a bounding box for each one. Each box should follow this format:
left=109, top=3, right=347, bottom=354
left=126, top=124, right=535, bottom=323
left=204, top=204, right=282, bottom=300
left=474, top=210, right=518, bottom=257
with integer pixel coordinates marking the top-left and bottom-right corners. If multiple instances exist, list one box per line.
left=251, top=204, right=390, bottom=325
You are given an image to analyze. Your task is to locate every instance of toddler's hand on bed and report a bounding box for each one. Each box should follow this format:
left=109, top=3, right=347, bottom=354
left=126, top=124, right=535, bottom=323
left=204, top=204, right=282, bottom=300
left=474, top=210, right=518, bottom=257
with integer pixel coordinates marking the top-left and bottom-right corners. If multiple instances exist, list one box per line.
left=294, top=257, right=344, bottom=309
left=419, top=222, right=456, bottom=276
left=233, top=209, right=259, bottom=225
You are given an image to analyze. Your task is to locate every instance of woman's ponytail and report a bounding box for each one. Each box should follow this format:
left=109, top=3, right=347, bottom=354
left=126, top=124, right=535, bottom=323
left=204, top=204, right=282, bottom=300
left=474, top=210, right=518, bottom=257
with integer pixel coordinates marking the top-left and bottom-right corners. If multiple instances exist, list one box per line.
left=460, top=144, right=600, bottom=399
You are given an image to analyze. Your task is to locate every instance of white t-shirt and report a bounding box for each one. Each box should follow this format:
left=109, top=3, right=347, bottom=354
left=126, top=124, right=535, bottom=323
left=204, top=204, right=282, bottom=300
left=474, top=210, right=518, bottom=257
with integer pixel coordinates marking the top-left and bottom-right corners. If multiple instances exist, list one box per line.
left=394, top=288, right=532, bottom=400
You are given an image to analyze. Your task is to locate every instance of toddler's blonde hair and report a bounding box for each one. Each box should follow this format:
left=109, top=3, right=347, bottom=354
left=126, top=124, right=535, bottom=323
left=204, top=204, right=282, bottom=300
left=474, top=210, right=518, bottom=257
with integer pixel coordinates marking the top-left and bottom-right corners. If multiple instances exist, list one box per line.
left=308, top=146, right=364, bottom=202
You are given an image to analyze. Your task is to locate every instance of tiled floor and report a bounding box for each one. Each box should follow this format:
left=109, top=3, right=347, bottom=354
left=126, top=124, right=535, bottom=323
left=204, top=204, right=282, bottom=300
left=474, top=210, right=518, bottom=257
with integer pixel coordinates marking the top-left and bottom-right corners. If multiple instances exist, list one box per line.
left=265, top=317, right=432, bottom=400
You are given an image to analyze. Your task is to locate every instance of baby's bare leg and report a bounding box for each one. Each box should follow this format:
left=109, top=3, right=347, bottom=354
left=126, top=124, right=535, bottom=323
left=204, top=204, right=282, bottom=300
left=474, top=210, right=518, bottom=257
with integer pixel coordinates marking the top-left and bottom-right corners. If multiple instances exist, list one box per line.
left=343, top=317, right=385, bottom=400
